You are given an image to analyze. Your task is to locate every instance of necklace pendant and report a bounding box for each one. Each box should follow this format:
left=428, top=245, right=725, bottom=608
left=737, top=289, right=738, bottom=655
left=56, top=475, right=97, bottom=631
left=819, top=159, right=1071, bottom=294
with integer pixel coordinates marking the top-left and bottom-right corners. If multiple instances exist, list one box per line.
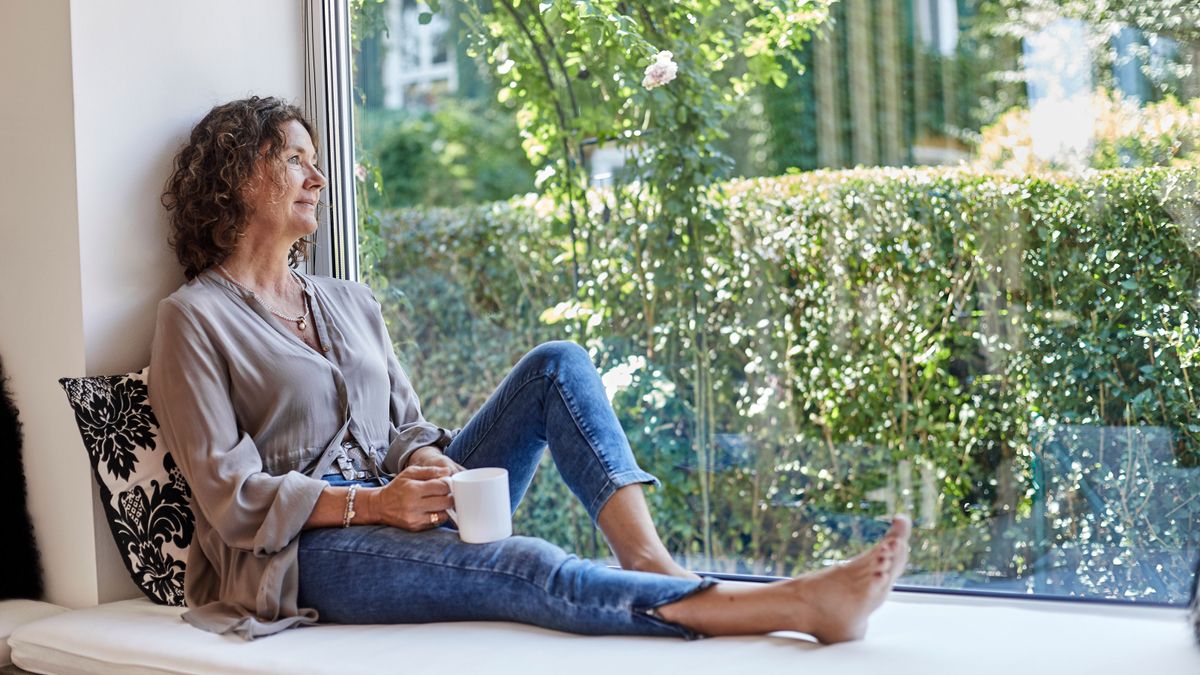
left=297, top=318, right=307, bottom=331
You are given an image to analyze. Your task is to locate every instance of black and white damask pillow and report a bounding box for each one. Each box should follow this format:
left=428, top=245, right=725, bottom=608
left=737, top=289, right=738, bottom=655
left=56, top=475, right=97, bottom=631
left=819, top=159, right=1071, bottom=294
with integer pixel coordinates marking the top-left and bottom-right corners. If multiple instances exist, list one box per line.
left=59, top=368, right=193, bottom=607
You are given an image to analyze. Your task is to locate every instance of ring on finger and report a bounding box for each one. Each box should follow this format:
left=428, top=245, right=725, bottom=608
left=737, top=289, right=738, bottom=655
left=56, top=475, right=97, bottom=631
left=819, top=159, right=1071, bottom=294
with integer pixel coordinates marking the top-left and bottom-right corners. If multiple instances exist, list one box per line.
left=429, top=512, right=438, bottom=525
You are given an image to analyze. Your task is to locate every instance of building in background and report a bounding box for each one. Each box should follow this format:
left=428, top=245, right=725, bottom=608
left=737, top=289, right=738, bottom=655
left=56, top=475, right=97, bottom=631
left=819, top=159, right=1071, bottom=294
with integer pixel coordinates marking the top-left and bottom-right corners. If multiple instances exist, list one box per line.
left=355, top=0, right=466, bottom=112
left=762, top=0, right=998, bottom=172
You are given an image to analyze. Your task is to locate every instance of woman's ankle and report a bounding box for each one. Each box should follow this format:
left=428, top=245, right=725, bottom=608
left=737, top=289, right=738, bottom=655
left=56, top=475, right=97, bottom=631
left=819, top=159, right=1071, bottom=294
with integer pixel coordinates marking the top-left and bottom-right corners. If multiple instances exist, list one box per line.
left=655, top=581, right=788, bottom=637
left=623, top=552, right=699, bottom=580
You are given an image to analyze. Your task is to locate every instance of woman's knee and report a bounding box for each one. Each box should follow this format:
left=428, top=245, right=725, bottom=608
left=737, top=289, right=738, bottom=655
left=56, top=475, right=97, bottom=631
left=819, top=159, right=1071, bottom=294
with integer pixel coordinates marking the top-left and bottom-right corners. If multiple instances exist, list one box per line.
left=489, top=535, right=574, bottom=582
left=513, top=535, right=570, bottom=561
left=522, top=340, right=593, bottom=377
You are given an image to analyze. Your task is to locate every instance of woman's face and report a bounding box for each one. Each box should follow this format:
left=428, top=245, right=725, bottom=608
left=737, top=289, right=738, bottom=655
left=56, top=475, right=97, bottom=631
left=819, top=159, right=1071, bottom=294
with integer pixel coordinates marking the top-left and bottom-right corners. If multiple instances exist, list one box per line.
left=243, top=119, right=326, bottom=241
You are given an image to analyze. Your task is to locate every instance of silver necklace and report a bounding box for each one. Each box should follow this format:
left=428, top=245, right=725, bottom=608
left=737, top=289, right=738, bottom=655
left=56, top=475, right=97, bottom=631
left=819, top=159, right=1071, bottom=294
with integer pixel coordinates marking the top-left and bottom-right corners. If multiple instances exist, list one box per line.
left=217, top=264, right=311, bottom=331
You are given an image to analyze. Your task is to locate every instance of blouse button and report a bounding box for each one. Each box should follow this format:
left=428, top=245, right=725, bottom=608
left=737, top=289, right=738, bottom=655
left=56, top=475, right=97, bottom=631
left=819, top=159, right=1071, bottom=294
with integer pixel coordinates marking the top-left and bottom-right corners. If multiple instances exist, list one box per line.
left=322, top=345, right=331, bottom=353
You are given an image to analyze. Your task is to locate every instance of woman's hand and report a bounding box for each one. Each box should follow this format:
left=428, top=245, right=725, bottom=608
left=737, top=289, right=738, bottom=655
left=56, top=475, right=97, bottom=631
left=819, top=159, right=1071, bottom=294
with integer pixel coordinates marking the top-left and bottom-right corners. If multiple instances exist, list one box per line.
left=370, top=465, right=455, bottom=531
left=405, top=445, right=465, bottom=475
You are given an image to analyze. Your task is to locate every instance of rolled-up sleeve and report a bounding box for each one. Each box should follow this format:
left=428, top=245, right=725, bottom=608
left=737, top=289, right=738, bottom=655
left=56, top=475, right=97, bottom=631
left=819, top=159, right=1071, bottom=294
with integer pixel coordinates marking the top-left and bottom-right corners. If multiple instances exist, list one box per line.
left=149, top=298, right=327, bottom=556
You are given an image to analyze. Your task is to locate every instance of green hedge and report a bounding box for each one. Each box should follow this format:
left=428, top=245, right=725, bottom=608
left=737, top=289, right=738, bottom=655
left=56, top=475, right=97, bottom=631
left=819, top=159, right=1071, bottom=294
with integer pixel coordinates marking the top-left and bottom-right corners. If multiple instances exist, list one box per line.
left=369, top=166, right=1200, bottom=602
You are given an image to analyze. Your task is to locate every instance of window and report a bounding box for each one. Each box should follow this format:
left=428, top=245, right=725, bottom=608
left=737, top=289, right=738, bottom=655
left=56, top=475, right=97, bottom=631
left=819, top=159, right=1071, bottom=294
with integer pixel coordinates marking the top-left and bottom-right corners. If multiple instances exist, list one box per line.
left=337, top=0, right=1200, bottom=605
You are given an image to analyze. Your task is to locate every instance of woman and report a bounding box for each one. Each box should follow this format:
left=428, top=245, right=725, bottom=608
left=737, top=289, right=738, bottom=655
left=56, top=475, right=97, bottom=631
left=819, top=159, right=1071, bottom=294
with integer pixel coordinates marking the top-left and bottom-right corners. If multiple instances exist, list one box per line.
left=150, top=96, right=910, bottom=642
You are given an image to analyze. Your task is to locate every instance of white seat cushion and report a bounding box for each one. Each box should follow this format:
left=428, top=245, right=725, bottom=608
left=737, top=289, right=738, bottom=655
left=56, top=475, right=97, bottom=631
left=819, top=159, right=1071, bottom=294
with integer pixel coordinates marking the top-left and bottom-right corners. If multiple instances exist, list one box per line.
left=8, top=593, right=1199, bottom=674
left=0, top=600, right=68, bottom=666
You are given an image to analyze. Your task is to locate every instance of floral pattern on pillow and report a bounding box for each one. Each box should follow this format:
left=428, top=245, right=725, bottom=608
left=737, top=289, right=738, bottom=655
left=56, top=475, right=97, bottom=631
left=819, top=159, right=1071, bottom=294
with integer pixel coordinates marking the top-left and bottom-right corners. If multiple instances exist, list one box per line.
left=60, top=368, right=193, bottom=606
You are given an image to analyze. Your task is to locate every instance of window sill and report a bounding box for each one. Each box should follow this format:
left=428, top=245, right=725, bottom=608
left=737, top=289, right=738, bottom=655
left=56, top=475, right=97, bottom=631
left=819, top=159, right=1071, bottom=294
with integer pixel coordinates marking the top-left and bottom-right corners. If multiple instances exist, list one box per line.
left=8, top=592, right=1197, bottom=674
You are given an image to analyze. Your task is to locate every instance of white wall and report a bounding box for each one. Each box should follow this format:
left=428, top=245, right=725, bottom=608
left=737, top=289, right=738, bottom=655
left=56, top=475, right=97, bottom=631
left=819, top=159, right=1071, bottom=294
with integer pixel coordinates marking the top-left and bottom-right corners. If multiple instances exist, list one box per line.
left=70, top=0, right=305, bottom=377
left=0, top=0, right=94, bottom=609
left=0, top=0, right=305, bottom=608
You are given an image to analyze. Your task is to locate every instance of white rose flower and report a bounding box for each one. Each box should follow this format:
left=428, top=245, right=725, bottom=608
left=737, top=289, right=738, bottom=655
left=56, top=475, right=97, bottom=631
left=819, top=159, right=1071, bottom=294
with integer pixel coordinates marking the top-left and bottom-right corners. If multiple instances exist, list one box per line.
left=641, top=50, right=678, bottom=90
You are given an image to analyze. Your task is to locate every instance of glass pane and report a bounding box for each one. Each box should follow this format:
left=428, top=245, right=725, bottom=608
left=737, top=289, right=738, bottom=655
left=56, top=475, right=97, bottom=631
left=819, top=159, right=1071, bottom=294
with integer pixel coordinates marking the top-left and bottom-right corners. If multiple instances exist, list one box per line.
left=350, top=0, right=1200, bottom=604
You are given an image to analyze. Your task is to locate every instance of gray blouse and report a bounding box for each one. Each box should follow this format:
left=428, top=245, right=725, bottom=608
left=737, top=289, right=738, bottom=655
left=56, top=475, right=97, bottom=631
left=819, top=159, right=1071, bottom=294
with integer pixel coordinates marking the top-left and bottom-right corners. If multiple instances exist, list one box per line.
left=148, top=269, right=453, bottom=639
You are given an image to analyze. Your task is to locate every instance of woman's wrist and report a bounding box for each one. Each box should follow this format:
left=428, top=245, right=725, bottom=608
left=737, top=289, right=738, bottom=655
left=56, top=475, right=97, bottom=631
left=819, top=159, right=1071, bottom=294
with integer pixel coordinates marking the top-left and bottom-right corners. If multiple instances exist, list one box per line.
left=356, top=486, right=379, bottom=525
left=404, top=445, right=442, bottom=468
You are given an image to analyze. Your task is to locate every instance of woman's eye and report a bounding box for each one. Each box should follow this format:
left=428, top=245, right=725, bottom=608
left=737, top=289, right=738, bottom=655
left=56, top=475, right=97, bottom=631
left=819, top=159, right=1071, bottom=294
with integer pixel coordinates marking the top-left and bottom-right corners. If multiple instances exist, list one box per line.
left=287, top=156, right=301, bottom=165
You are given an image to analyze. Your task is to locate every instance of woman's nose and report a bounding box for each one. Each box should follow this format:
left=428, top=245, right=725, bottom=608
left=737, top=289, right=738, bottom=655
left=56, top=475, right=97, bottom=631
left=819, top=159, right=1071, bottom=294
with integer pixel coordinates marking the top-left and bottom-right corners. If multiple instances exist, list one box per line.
left=308, top=164, right=327, bottom=189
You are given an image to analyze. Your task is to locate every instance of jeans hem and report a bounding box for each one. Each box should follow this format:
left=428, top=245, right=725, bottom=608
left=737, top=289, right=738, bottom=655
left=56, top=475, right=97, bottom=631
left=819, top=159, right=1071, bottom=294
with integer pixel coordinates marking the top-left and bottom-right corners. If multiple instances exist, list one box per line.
left=585, top=469, right=662, bottom=522
left=631, top=575, right=720, bottom=640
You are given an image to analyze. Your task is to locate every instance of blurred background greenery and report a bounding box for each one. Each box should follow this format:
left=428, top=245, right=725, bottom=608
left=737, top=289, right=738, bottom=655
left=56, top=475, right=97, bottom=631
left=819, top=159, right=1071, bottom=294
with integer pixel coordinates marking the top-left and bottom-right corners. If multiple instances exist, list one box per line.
left=349, top=0, right=1200, bottom=603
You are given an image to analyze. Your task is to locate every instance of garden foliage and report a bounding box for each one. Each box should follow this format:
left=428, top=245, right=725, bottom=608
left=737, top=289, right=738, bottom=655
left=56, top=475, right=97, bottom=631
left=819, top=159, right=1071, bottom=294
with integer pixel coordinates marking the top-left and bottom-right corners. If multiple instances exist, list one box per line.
left=357, top=101, right=536, bottom=208
left=373, top=165, right=1200, bottom=602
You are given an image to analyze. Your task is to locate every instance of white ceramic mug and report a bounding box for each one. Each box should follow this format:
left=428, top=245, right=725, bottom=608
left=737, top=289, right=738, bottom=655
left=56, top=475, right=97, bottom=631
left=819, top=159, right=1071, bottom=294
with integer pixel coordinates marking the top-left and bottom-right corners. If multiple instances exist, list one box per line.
left=444, top=467, right=512, bottom=544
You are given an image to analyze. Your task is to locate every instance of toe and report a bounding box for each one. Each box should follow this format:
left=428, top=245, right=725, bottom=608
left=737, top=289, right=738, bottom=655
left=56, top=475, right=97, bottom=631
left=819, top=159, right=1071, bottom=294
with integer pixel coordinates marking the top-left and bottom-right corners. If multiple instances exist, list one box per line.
left=888, top=514, right=913, bottom=540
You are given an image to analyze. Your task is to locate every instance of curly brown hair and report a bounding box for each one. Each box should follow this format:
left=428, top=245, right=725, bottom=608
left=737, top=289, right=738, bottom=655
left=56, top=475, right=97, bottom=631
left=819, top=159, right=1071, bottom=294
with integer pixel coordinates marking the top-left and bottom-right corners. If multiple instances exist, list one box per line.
left=162, top=96, right=318, bottom=280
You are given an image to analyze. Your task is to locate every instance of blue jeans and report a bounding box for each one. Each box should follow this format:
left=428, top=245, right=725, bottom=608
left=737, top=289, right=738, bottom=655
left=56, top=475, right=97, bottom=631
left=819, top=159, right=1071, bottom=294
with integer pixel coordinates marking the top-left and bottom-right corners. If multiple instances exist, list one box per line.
left=297, top=341, right=715, bottom=638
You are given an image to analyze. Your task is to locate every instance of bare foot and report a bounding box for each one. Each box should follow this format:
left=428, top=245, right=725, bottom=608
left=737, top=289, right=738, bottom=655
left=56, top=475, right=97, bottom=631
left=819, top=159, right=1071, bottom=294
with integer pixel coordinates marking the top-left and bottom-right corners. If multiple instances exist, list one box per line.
left=787, top=515, right=912, bottom=644
left=651, top=515, right=911, bottom=640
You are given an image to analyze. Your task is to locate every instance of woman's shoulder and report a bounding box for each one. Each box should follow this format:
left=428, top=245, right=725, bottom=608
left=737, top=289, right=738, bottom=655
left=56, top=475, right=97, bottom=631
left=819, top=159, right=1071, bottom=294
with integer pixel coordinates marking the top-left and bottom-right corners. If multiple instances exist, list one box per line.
left=157, top=272, right=232, bottom=317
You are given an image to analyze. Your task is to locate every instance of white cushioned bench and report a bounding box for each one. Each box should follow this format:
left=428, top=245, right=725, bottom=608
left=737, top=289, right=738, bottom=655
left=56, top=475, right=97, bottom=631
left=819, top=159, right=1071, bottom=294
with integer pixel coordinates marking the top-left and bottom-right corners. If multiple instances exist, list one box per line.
left=0, top=601, right=68, bottom=670
left=7, top=591, right=1198, bottom=674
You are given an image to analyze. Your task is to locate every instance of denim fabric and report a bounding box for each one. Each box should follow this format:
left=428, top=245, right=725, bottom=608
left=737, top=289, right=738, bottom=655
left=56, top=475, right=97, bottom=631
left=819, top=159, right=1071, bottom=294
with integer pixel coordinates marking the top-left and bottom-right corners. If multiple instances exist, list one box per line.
left=298, top=341, right=713, bottom=638
left=443, top=340, right=660, bottom=520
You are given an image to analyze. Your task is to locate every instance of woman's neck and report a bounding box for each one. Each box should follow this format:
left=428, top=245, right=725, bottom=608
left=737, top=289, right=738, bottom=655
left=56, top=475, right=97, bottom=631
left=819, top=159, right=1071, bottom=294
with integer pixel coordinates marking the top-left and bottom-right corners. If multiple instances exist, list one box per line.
left=219, top=239, right=297, bottom=298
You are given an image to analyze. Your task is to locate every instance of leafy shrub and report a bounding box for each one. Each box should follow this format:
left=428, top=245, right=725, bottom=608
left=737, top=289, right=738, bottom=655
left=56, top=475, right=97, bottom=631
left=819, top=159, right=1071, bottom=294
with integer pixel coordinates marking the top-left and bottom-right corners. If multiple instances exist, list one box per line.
left=369, top=165, right=1200, bottom=601
left=361, top=99, right=536, bottom=208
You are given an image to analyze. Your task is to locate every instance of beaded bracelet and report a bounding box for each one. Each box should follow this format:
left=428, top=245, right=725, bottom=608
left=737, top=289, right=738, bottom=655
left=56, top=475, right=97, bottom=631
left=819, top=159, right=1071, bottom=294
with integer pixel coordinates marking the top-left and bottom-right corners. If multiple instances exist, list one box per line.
left=342, top=484, right=358, bottom=528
